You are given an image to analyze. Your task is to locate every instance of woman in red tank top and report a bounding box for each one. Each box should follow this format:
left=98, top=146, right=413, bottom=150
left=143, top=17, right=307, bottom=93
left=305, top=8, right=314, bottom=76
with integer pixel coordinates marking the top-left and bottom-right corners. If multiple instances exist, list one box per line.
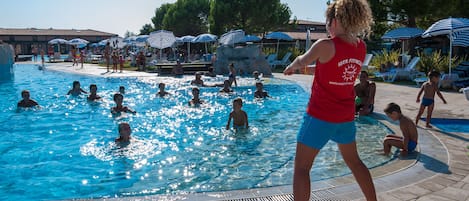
left=283, top=0, right=376, bottom=200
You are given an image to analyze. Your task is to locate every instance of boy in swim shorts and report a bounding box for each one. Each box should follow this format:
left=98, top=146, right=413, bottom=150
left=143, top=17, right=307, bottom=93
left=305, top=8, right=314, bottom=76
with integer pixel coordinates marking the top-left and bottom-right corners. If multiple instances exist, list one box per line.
left=17, top=90, right=39, bottom=108
left=226, top=97, right=248, bottom=130
left=415, top=71, right=447, bottom=128
left=382, top=103, right=418, bottom=156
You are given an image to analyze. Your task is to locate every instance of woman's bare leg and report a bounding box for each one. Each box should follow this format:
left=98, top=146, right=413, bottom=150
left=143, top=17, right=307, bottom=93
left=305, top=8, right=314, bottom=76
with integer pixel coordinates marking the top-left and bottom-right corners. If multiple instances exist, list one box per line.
left=293, top=143, right=320, bottom=201
left=338, top=142, right=377, bottom=201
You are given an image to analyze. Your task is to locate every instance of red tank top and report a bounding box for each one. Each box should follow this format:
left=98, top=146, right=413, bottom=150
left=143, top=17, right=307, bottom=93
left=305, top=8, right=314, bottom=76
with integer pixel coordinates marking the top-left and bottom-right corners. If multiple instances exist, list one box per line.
left=306, top=37, right=366, bottom=123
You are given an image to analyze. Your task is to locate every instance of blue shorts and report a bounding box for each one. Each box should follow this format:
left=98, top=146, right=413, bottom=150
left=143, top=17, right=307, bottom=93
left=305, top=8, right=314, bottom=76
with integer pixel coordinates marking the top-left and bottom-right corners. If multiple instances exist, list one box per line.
left=421, top=98, right=434, bottom=106
left=297, top=114, right=356, bottom=150
left=408, top=140, right=417, bottom=152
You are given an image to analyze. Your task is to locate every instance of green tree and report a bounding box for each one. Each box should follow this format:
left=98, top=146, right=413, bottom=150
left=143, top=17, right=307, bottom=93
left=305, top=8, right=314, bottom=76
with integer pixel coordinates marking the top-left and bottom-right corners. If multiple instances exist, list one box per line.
left=151, top=3, right=173, bottom=31
left=139, top=24, right=153, bottom=35
left=161, top=0, right=210, bottom=36
left=209, top=0, right=291, bottom=35
left=124, top=31, right=136, bottom=38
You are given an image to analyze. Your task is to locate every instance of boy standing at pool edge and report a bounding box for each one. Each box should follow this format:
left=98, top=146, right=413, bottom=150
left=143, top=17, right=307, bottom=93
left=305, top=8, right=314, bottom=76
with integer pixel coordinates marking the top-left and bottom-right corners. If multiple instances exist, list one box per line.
left=415, top=71, right=447, bottom=128
left=283, top=0, right=376, bottom=200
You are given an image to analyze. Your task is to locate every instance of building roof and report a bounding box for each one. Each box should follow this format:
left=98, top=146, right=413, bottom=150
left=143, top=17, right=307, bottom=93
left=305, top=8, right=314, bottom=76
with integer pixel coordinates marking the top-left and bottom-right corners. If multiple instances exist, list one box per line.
left=284, top=31, right=328, bottom=40
left=289, top=19, right=325, bottom=26
left=0, top=28, right=117, bottom=37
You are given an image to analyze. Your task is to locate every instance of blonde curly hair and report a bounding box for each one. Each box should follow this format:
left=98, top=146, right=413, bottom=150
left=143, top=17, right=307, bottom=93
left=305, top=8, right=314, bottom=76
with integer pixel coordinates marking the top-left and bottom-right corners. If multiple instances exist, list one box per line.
left=326, top=0, right=373, bottom=38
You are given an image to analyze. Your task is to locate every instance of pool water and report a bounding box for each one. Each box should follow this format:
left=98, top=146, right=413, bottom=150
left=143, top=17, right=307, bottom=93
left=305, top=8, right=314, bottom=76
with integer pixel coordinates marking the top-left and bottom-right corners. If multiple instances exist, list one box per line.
left=425, top=118, right=469, bottom=133
left=0, top=64, right=392, bottom=200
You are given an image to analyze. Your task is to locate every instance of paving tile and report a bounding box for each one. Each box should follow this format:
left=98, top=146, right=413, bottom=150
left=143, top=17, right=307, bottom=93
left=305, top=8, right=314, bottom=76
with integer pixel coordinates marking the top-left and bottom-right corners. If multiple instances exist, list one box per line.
left=415, top=194, right=456, bottom=201
left=433, top=187, right=469, bottom=201
left=416, top=180, right=446, bottom=192
left=387, top=189, right=418, bottom=200
left=427, top=176, right=458, bottom=187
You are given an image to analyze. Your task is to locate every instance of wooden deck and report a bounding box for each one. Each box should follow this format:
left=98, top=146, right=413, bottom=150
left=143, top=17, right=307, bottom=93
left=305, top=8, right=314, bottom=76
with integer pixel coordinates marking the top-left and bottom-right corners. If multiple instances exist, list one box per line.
left=153, top=62, right=212, bottom=75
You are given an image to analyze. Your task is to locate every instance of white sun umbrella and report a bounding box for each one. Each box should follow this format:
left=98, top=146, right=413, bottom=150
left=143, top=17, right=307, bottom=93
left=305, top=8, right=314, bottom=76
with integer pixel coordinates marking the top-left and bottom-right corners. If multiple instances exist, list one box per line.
left=68, top=38, right=89, bottom=46
left=179, top=35, right=195, bottom=61
left=422, top=17, right=469, bottom=75
left=192, top=33, right=217, bottom=54
left=219, top=29, right=245, bottom=46
left=452, top=30, right=469, bottom=47
left=109, top=36, right=126, bottom=49
left=147, top=30, right=177, bottom=60
left=48, top=38, right=69, bottom=53
left=305, top=29, right=311, bottom=51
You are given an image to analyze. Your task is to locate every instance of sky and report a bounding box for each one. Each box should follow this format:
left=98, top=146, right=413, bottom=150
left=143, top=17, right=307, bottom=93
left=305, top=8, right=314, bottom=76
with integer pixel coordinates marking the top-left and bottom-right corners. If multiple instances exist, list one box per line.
left=0, top=0, right=329, bottom=37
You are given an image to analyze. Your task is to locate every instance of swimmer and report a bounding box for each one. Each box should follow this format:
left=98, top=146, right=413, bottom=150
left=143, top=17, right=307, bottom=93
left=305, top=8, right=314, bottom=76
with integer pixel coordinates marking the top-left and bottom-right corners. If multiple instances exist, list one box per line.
left=111, top=93, right=136, bottom=114
left=219, top=80, right=233, bottom=93
left=188, top=87, right=204, bottom=106
left=254, top=82, right=269, bottom=98
left=157, top=83, right=170, bottom=97
left=17, top=90, right=39, bottom=108
left=226, top=97, right=248, bottom=130
left=119, top=86, right=125, bottom=94
left=115, top=122, right=131, bottom=143
left=87, top=84, right=101, bottom=101
left=190, top=72, right=206, bottom=86
left=67, top=81, right=88, bottom=96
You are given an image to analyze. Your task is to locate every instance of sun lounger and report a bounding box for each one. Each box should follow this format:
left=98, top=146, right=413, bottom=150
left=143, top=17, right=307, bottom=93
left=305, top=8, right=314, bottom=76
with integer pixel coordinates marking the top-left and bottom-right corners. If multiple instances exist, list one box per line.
left=271, top=52, right=292, bottom=68
left=375, top=57, right=422, bottom=82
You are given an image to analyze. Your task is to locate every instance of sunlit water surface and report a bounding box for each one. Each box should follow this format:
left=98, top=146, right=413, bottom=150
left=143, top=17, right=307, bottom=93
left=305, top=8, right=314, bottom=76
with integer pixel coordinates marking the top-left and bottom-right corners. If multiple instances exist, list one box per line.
left=0, top=64, right=391, bottom=200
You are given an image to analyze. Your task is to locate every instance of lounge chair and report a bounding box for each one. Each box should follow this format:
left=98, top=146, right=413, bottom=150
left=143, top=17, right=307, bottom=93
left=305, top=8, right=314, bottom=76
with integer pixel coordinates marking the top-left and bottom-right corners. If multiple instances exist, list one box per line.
left=266, top=54, right=277, bottom=68
left=271, top=52, right=292, bottom=68
left=375, top=57, right=423, bottom=82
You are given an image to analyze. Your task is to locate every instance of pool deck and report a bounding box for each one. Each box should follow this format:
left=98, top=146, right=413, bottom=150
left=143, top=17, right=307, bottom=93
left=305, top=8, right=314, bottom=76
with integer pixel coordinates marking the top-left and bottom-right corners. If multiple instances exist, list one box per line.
left=23, top=62, right=469, bottom=200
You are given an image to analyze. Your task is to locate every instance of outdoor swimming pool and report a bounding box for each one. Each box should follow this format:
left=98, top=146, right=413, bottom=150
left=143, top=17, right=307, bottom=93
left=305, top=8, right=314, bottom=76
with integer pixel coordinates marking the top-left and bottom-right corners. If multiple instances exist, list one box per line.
left=0, top=64, right=392, bottom=200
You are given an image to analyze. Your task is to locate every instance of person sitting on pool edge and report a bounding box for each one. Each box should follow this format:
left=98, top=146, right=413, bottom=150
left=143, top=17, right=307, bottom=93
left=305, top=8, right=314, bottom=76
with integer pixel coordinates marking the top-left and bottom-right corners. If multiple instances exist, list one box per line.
left=381, top=103, right=418, bottom=156
left=115, top=122, right=131, bottom=143
left=354, top=71, right=376, bottom=115
left=67, top=81, right=88, bottom=96
left=254, top=82, right=269, bottom=98
left=226, top=97, right=248, bottom=130
left=17, top=90, right=39, bottom=108
left=87, top=84, right=101, bottom=101
left=157, top=83, right=170, bottom=97
left=171, top=59, right=184, bottom=76
left=111, top=93, right=136, bottom=114
left=188, top=87, right=204, bottom=106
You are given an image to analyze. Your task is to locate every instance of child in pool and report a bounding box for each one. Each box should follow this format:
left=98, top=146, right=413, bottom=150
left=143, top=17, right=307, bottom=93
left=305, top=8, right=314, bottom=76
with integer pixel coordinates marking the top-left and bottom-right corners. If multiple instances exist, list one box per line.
left=119, top=86, right=125, bottom=94
left=415, top=71, right=447, bottom=128
left=111, top=93, right=136, bottom=114
left=190, top=72, right=207, bottom=86
left=382, top=103, right=418, bottom=156
left=115, top=122, right=131, bottom=143
left=254, top=82, right=269, bottom=98
left=67, top=81, right=88, bottom=96
left=157, top=83, right=170, bottom=97
left=17, top=90, right=39, bottom=108
left=87, top=84, right=101, bottom=101
left=226, top=97, right=248, bottom=130
left=219, top=80, right=233, bottom=93
left=188, top=87, right=204, bottom=106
